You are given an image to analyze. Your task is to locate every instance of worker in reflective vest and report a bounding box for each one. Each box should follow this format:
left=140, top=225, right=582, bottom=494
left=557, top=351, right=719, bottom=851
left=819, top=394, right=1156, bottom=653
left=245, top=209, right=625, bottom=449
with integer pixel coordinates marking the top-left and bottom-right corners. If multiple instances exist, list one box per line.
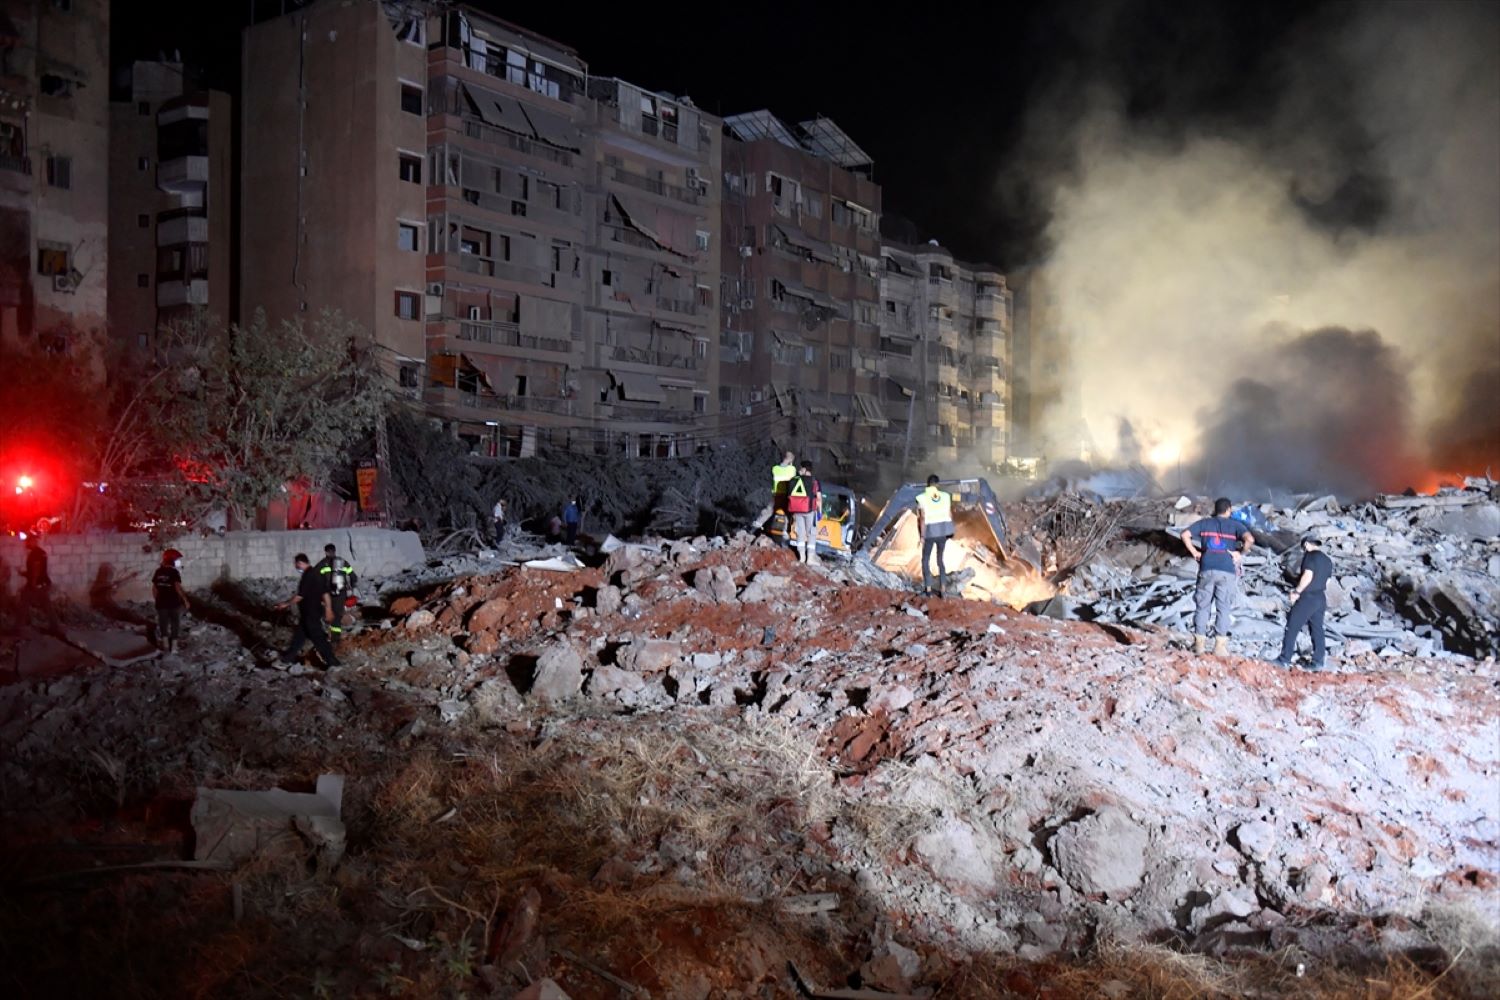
left=914, top=475, right=955, bottom=597
left=755, top=451, right=799, bottom=529
left=786, top=463, right=822, bottom=563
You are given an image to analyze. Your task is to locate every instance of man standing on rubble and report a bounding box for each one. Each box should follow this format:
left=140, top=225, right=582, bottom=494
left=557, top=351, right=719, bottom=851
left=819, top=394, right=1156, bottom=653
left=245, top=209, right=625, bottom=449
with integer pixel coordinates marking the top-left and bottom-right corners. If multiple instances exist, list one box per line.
left=1181, top=497, right=1255, bottom=655
left=492, top=497, right=507, bottom=544
left=915, top=475, right=955, bottom=598
left=152, top=549, right=189, bottom=653
left=1272, top=534, right=1332, bottom=670
left=562, top=497, right=582, bottom=546
left=276, top=553, right=340, bottom=668
left=786, top=462, right=821, bottom=563
left=754, top=451, right=798, bottom=530
left=315, top=543, right=357, bottom=647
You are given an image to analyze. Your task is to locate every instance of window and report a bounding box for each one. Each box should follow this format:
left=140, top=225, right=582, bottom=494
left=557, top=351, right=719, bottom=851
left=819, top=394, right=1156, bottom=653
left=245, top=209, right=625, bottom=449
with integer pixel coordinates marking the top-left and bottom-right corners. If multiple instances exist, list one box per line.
left=136, top=273, right=150, bottom=288
left=511, top=200, right=526, bottom=217
left=39, top=74, right=75, bottom=98
left=36, top=243, right=69, bottom=276
left=397, top=222, right=420, bottom=252
left=696, top=285, right=713, bottom=307
left=693, top=392, right=707, bottom=414
left=137, top=213, right=150, bottom=229
left=695, top=230, right=710, bottom=252
left=45, top=155, right=70, bottom=189
left=831, top=349, right=850, bottom=370
left=693, top=338, right=707, bottom=359
left=136, top=101, right=150, bottom=116
left=395, top=17, right=424, bottom=46
left=805, top=192, right=823, bottom=219
left=602, top=269, right=613, bottom=286
left=804, top=345, right=820, bottom=365
left=398, top=153, right=421, bottom=183
left=394, top=291, right=420, bottom=319
left=400, top=83, right=423, bottom=115
left=885, top=299, right=896, bottom=312
left=831, top=201, right=849, bottom=226
left=399, top=364, right=419, bottom=388
left=137, top=156, right=149, bottom=171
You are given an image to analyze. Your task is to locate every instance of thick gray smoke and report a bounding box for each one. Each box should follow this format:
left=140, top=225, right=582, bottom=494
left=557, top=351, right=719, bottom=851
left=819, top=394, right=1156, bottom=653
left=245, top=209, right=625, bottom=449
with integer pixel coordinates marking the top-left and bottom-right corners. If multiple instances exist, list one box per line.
left=1017, top=1, right=1500, bottom=494
left=1193, top=326, right=1420, bottom=496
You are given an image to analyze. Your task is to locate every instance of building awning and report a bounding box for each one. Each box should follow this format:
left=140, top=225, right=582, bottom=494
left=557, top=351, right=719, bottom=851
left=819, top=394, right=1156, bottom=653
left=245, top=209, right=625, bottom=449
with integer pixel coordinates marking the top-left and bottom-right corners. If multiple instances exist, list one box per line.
left=519, top=103, right=580, bottom=152
left=854, top=393, right=888, bottom=426
left=769, top=381, right=795, bottom=414
left=886, top=375, right=916, bottom=396
left=611, top=195, right=691, bottom=259
left=611, top=370, right=666, bottom=403
left=779, top=280, right=846, bottom=317
left=824, top=443, right=849, bottom=464
left=771, top=225, right=837, bottom=264
left=772, top=330, right=804, bottom=347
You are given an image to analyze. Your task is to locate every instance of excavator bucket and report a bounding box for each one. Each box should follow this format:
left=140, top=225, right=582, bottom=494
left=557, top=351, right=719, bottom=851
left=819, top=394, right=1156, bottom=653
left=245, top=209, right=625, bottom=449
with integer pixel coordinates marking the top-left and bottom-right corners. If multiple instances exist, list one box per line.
left=859, top=478, right=1055, bottom=608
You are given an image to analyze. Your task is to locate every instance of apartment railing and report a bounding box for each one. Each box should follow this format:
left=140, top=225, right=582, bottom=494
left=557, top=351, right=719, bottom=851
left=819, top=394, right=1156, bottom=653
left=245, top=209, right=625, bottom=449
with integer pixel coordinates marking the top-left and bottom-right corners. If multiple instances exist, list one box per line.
left=455, top=319, right=570, bottom=355
left=0, top=153, right=32, bottom=175
left=608, top=166, right=701, bottom=206
left=459, top=118, right=573, bottom=167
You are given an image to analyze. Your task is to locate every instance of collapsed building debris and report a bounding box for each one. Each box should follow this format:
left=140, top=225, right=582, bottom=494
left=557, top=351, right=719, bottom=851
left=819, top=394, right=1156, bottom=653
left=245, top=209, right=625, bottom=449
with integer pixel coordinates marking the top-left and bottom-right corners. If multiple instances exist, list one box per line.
left=0, top=493, right=1496, bottom=996
left=1016, top=481, right=1500, bottom=662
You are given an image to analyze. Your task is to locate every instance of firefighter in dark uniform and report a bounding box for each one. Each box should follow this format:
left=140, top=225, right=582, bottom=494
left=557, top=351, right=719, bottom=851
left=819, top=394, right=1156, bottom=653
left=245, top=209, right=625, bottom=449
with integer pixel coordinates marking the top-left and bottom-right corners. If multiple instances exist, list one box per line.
left=277, top=553, right=340, bottom=667
left=314, top=543, right=357, bottom=646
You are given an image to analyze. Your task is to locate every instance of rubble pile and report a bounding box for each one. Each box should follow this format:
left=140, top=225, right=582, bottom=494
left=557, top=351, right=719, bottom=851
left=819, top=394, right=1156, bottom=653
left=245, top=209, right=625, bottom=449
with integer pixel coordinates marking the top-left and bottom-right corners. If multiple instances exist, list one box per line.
left=0, top=514, right=1496, bottom=997
left=1053, top=482, right=1500, bottom=661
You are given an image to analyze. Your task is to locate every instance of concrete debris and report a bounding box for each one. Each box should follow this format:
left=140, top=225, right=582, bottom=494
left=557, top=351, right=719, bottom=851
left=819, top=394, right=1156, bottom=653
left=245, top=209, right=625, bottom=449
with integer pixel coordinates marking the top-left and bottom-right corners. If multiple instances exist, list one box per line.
left=738, top=571, right=790, bottom=604
left=512, top=979, right=572, bottom=1000
left=191, top=774, right=345, bottom=867
left=1049, top=807, right=1149, bottom=899
left=530, top=642, right=585, bottom=702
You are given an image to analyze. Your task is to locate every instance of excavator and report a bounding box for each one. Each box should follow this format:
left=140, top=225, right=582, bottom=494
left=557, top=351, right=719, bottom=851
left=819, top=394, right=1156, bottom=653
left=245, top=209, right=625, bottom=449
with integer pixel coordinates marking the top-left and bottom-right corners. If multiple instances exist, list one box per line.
left=770, top=477, right=1057, bottom=609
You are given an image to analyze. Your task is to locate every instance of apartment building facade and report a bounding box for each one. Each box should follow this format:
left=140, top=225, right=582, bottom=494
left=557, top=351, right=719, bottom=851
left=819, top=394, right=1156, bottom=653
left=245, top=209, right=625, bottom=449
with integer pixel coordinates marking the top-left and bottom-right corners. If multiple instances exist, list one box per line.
left=718, top=111, right=884, bottom=483
left=108, top=61, right=232, bottom=350
left=878, top=241, right=1012, bottom=477
left=0, top=0, right=108, bottom=359
left=241, top=1, right=720, bottom=460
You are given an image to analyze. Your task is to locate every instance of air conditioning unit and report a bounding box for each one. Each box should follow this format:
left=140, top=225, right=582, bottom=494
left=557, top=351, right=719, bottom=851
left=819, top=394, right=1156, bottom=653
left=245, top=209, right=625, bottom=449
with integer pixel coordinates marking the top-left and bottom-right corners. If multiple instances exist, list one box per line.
left=52, top=274, right=77, bottom=293
left=739, top=246, right=753, bottom=257
left=739, top=298, right=754, bottom=310
left=685, top=167, right=700, bottom=183
left=427, top=282, right=444, bottom=296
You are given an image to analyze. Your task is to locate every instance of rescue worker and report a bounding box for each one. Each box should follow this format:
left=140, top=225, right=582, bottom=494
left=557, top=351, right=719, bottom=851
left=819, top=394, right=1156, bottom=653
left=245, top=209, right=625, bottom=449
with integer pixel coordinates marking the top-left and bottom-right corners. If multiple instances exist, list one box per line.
left=755, top=451, right=798, bottom=530
left=785, top=463, right=822, bottom=563
left=314, top=543, right=357, bottom=646
left=20, top=534, right=58, bottom=629
left=151, top=549, right=189, bottom=653
left=276, top=553, right=340, bottom=667
left=1181, top=497, right=1255, bottom=655
left=1272, top=534, right=1333, bottom=670
left=914, top=475, right=955, bottom=597
left=562, top=497, right=582, bottom=545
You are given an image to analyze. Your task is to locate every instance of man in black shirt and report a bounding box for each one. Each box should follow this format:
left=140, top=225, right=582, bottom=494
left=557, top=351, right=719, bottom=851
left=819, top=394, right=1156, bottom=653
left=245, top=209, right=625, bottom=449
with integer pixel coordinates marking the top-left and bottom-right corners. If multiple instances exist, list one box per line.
left=20, top=535, right=59, bottom=629
left=151, top=549, right=189, bottom=652
left=276, top=553, right=340, bottom=667
left=1272, top=534, right=1334, bottom=670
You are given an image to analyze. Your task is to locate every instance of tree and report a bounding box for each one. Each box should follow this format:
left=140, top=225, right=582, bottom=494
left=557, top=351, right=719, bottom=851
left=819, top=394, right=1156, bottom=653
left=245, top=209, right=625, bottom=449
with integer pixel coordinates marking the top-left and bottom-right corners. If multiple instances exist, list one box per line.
left=109, top=310, right=394, bottom=528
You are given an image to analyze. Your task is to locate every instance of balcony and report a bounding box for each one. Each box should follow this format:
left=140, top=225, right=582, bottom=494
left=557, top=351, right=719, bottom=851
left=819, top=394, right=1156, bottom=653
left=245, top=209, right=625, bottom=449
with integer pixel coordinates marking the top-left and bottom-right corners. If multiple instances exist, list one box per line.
left=934, top=362, right=959, bottom=385
left=604, top=343, right=701, bottom=372
left=928, top=278, right=956, bottom=308
left=441, top=252, right=547, bottom=287
left=596, top=402, right=697, bottom=425
left=446, top=318, right=572, bottom=355
left=157, top=210, right=208, bottom=246
left=424, top=386, right=577, bottom=418
left=157, top=155, right=208, bottom=194
left=0, top=153, right=30, bottom=175
left=157, top=278, right=208, bottom=308
left=607, top=166, right=702, bottom=206
left=970, top=403, right=1007, bottom=428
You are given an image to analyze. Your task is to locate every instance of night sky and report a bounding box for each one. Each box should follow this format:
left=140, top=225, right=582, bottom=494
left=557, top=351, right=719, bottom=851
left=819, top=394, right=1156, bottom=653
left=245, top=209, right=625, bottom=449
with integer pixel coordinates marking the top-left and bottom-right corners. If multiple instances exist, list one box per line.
left=114, top=0, right=1336, bottom=268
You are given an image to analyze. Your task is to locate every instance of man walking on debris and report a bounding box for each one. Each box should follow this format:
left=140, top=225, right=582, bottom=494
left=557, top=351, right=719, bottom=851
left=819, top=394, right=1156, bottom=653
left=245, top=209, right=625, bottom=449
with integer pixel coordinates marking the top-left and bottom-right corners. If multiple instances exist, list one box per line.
left=1181, top=497, right=1255, bottom=655
left=915, top=475, right=955, bottom=597
left=755, top=451, right=798, bottom=530
left=786, top=463, right=821, bottom=563
left=315, top=544, right=357, bottom=646
left=276, top=553, right=340, bottom=667
left=151, top=549, right=189, bottom=653
left=1272, top=534, right=1333, bottom=670
left=562, top=497, right=581, bottom=545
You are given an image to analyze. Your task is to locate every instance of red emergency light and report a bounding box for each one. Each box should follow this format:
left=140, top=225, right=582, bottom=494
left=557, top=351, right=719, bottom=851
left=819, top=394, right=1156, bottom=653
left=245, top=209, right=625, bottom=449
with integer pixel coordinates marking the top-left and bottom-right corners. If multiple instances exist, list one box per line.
left=15, top=474, right=33, bottom=495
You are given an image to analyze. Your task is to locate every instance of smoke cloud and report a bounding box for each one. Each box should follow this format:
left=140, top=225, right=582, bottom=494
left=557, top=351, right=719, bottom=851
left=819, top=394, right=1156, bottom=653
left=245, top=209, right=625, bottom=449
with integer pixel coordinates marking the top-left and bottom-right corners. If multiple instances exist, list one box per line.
left=1019, top=0, right=1500, bottom=494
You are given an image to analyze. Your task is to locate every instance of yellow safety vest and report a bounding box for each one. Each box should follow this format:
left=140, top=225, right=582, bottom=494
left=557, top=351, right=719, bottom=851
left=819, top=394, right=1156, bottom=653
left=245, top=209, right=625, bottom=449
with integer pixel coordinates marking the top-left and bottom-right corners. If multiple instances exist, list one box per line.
left=916, top=487, right=952, bottom=525
left=771, top=463, right=796, bottom=489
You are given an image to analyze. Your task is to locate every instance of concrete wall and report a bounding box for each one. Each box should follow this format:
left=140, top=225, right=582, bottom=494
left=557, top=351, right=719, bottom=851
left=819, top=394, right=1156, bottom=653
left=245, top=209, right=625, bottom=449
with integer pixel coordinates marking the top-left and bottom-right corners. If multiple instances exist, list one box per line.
left=0, top=528, right=425, bottom=603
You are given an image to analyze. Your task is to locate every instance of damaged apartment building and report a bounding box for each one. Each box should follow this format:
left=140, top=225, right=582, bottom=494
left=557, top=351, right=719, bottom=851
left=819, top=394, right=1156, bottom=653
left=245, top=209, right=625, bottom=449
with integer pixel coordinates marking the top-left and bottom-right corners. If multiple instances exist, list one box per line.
left=718, top=111, right=885, bottom=482
left=240, top=1, right=719, bottom=459
left=878, top=241, right=1013, bottom=478
left=108, top=60, right=232, bottom=353
left=0, top=0, right=109, bottom=359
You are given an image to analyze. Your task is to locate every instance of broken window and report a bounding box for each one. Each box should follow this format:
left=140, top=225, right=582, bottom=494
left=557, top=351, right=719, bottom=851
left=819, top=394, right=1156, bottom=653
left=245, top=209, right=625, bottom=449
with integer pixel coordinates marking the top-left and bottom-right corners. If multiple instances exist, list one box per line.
left=511, top=200, right=526, bottom=217
left=36, top=243, right=69, bottom=276
left=394, top=15, right=424, bottom=46
left=398, top=153, right=421, bottom=184
left=400, top=83, right=423, bottom=115
left=394, top=291, right=420, bottom=320
left=39, top=74, right=76, bottom=99
left=459, top=226, right=490, bottom=257
left=45, top=155, right=70, bottom=189
left=397, top=222, right=420, bottom=252
left=695, top=230, right=710, bottom=252
left=399, top=364, right=418, bottom=388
